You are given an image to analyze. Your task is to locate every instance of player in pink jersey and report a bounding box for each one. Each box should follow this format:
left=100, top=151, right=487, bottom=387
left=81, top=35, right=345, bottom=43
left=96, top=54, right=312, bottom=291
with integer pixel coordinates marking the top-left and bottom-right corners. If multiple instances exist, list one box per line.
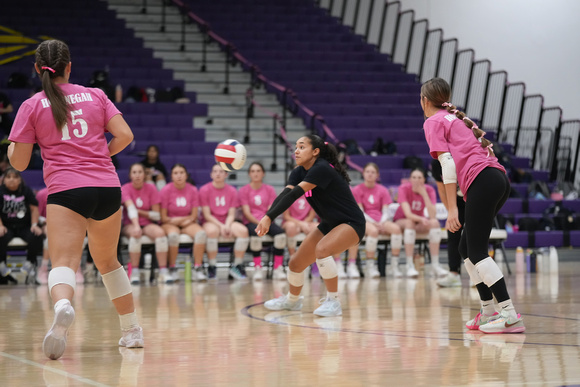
left=239, top=162, right=287, bottom=281
left=347, top=162, right=404, bottom=279
left=121, top=163, right=170, bottom=284
left=160, top=163, right=206, bottom=282
left=421, top=77, right=524, bottom=333
left=392, top=168, right=445, bottom=278
left=34, top=186, right=87, bottom=285
left=7, top=40, right=143, bottom=360
left=199, top=164, right=249, bottom=281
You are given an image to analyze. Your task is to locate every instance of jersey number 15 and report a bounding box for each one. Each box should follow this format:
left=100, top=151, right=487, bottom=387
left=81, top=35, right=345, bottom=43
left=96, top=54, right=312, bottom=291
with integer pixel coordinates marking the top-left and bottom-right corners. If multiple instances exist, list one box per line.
left=61, top=109, right=88, bottom=140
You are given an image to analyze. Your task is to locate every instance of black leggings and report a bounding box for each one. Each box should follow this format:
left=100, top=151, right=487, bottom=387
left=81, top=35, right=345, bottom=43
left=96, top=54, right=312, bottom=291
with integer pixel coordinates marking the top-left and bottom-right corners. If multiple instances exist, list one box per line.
left=447, top=195, right=465, bottom=273
left=246, top=222, right=285, bottom=256
left=459, top=168, right=510, bottom=264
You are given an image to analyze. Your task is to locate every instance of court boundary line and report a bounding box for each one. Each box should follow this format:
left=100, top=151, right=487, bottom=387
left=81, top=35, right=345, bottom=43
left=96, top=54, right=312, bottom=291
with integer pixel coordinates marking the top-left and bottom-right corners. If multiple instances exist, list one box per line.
left=0, top=351, right=109, bottom=387
left=241, top=302, right=580, bottom=348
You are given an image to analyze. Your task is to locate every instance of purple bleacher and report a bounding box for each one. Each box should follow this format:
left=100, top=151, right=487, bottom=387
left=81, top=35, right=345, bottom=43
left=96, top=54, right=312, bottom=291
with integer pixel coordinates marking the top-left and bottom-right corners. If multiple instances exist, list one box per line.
left=349, top=155, right=404, bottom=170
left=20, top=170, right=45, bottom=190
left=528, top=199, right=555, bottom=214
left=571, top=231, right=580, bottom=247
left=499, top=198, right=523, bottom=214
left=535, top=231, right=564, bottom=248
left=503, top=232, right=532, bottom=248
left=562, top=200, right=580, bottom=212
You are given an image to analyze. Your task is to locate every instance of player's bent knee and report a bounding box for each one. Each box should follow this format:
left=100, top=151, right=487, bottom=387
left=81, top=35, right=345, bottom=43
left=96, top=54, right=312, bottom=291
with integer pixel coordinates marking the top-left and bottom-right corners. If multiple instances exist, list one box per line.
left=194, top=230, right=207, bottom=244
left=128, top=237, right=142, bottom=254
left=404, top=229, right=416, bottom=245
left=250, top=236, right=262, bottom=251
left=102, top=266, right=132, bottom=300
left=155, top=236, right=168, bottom=253
left=273, top=234, right=286, bottom=250
left=234, top=237, right=249, bottom=252
left=167, top=233, right=180, bottom=247
left=48, top=266, right=76, bottom=294
left=316, top=256, right=338, bottom=279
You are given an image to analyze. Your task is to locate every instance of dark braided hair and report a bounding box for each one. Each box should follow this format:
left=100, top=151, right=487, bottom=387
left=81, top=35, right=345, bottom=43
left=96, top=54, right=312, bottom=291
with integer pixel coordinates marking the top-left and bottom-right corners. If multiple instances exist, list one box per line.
left=35, top=40, right=71, bottom=130
left=305, top=134, right=351, bottom=183
left=421, top=77, right=494, bottom=157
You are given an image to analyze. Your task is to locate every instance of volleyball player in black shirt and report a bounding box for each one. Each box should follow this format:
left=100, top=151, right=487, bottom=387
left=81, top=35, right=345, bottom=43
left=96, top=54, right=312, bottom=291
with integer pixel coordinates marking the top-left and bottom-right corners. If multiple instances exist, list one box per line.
left=256, top=135, right=365, bottom=317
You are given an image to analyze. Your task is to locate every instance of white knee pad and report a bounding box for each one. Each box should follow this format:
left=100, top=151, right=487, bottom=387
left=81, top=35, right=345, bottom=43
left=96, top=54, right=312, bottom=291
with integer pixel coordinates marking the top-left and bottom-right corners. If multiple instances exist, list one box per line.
left=475, top=257, right=504, bottom=287
left=43, top=238, right=49, bottom=250
left=287, top=236, right=297, bottom=250
left=167, top=233, right=180, bottom=247
left=234, top=237, right=249, bottom=252
left=464, top=258, right=483, bottom=284
left=287, top=269, right=305, bottom=287
left=404, top=229, right=416, bottom=245
left=365, top=236, right=378, bottom=254
left=128, top=237, right=142, bottom=253
left=102, top=266, right=132, bottom=301
left=316, top=256, right=338, bottom=279
left=250, top=236, right=263, bottom=251
left=155, top=236, right=168, bottom=253
left=194, top=230, right=207, bottom=244
left=429, top=228, right=442, bottom=244
left=274, top=234, right=287, bottom=250
left=206, top=238, right=218, bottom=252
left=48, top=266, right=76, bottom=294
left=390, top=233, right=402, bottom=250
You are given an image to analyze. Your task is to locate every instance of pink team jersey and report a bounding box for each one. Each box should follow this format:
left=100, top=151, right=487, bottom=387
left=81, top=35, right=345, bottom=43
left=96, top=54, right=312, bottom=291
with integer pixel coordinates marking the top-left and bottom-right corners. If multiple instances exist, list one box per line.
left=9, top=84, right=121, bottom=195
left=121, top=182, right=161, bottom=226
left=352, top=183, right=393, bottom=223
left=160, top=182, right=199, bottom=218
left=286, top=196, right=313, bottom=222
left=238, top=183, right=277, bottom=224
left=423, top=109, right=506, bottom=199
left=36, top=187, right=48, bottom=218
left=199, top=182, right=239, bottom=224
left=393, top=183, right=437, bottom=221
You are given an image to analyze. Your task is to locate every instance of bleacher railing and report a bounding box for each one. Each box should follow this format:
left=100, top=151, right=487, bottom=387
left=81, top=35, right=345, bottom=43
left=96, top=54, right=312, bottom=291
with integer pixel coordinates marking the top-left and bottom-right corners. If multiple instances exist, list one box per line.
left=318, top=0, right=580, bottom=188
left=154, top=0, right=364, bottom=183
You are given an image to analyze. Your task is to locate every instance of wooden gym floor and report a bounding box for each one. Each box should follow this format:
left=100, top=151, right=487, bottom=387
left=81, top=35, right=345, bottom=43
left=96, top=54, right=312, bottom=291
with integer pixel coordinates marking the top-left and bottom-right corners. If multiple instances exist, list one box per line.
left=1, top=259, right=579, bottom=386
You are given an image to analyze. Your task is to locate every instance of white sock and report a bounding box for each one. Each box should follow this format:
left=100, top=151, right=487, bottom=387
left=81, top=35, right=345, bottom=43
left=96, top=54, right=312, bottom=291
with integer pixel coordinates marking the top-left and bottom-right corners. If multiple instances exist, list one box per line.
left=327, top=291, right=339, bottom=300
left=54, top=299, right=71, bottom=313
left=498, top=299, right=518, bottom=318
left=209, top=259, right=217, bottom=266
left=233, top=258, right=243, bottom=266
left=480, top=300, right=496, bottom=316
left=119, top=310, right=140, bottom=330
left=287, top=292, right=300, bottom=302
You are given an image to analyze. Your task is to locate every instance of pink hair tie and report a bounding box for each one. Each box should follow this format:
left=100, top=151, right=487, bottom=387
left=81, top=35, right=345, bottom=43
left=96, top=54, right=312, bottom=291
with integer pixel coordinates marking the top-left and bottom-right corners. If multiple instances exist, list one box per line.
left=485, top=143, right=494, bottom=158
left=442, top=102, right=452, bottom=107
left=41, top=66, right=55, bottom=73
left=324, top=142, right=328, bottom=145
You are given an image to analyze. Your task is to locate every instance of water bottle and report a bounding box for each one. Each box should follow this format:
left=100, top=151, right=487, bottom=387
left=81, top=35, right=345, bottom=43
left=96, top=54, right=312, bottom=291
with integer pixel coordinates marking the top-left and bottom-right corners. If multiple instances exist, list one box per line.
left=184, top=257, right=192, bottom=282
left=549, top=246, right=559, bottom=274
left=144, top=253, right=152, bottom=283
left=515, top=247, right=525, bottom=273
left=536, top=249, right=544, bottom=273
left=495, top=248, right=504, bottom=263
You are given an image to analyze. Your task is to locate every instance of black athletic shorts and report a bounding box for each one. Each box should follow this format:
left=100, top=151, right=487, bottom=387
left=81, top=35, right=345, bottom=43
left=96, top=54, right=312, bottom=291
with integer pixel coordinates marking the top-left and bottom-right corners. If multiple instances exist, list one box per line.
left=47, top=187, right=121, bottom=221
left=318, top=221, right=366, bottom=244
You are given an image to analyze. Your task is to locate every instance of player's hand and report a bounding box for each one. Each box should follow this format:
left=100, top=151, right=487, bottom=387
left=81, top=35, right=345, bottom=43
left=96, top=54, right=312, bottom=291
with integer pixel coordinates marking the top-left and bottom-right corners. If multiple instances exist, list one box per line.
left=256, top=216, right=272, bottom=237
left=445, top=207, right=461, bottom=233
